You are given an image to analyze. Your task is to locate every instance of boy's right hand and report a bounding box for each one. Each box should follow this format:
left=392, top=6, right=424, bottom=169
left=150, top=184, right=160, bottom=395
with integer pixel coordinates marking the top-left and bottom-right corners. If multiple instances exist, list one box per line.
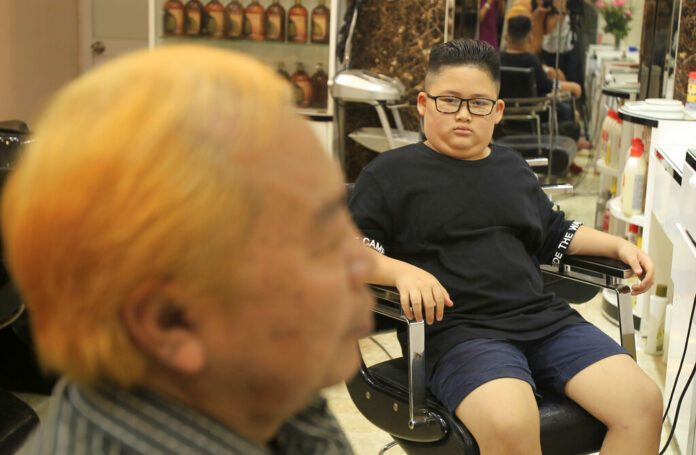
left=394, top=266, right=454, bottom=325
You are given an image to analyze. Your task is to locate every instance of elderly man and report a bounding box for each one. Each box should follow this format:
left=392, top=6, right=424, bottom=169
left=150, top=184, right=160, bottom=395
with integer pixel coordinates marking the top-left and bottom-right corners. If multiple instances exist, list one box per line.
left=2, top=45, right=374, bottom=454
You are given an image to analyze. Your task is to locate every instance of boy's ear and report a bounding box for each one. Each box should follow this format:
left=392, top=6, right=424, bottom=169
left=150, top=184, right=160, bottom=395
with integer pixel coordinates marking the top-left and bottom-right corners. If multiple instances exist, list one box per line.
left=493, top=99, right=505, bottom=124
left=417, top=92, right=428, bottom=117
left=122, top=281, right=206, bottom=375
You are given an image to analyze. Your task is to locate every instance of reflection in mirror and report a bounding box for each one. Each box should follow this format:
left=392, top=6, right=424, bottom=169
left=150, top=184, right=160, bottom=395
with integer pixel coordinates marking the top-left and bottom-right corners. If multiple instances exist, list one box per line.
left=453, top=0, right=481, bottom=40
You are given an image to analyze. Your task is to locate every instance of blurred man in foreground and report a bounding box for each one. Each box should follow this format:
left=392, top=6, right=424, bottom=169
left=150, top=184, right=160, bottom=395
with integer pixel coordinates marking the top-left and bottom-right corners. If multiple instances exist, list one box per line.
left=2, top=45, right=374, bottom=455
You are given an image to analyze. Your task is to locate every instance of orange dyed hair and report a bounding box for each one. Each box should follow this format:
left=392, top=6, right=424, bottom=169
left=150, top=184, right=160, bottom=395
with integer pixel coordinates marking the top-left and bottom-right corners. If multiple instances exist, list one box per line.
left=1, top=45, right=292, bottom=387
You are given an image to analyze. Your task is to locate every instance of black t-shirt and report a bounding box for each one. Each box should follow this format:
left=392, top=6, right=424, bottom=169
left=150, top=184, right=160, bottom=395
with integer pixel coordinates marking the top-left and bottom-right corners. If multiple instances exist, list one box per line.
left=349, top=142, right=585, bottom=374
left=500, top=51, right=554, bottom=95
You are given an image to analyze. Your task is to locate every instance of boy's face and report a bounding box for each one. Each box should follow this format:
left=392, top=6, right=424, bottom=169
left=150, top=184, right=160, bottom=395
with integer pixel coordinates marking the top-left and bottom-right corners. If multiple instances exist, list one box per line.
left=417, top=65, right=504, bottom=160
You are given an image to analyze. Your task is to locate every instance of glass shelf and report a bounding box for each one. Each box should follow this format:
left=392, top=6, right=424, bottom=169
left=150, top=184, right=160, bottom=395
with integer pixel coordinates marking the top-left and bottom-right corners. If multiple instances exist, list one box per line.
left=159, top=35, right=328, bottom=48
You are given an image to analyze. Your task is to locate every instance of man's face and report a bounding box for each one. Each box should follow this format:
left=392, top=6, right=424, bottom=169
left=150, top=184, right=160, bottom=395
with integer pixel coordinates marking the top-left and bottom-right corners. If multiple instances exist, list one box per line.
left=201, top=115, right=375, bottom=411
left=417, top=65, right=504, bottom=160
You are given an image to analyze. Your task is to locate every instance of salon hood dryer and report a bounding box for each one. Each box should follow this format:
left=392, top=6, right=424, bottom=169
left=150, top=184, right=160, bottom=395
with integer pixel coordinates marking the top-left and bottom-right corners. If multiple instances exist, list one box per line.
left=330, top=0, right=420, bottom=158
left=330, top=70, right=420, bottom=153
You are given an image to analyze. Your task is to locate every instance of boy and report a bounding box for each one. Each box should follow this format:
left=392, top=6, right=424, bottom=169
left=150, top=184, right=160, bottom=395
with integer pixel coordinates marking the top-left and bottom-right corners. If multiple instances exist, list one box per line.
left=349, top=39, right=662, bottom=454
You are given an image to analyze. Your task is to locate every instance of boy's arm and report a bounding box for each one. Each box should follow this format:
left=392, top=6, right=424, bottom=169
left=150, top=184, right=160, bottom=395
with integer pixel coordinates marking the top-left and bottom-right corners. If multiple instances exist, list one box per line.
left=365, top=247, right=453, bottom=325
left=567, top=225, right=655, bottom=295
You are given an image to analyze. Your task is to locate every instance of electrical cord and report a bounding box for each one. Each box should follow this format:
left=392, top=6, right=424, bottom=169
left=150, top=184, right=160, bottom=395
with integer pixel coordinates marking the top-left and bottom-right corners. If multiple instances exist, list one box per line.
left=659, top=293, right=696, bottom=455
left=369, top=335, right=394, bottom=360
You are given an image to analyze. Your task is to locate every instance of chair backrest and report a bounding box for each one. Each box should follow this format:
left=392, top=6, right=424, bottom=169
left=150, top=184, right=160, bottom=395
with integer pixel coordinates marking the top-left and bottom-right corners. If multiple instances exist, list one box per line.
left=500, top=66, right=538, bottom=99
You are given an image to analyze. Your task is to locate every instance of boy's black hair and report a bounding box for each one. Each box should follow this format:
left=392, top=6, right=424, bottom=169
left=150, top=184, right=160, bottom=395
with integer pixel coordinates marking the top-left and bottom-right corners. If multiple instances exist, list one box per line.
left=506, top=15, right=532, bottom=45
left=425, top=39, right=500, bottom=92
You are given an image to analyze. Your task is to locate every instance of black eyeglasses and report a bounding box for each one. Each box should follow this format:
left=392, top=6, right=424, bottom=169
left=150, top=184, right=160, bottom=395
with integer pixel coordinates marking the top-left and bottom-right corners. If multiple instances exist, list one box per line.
left=426, top=94, right=497, bottom=116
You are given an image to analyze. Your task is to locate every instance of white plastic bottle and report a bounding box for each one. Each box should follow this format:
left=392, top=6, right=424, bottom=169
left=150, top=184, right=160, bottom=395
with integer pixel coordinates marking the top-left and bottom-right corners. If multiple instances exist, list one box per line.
left=621, top=138, right=647, bottom=217
left=599, top=110, right=616, bottom=165
left=608, top=111, right=623, bottom=170
left=645, top=284, right=668, bottom=355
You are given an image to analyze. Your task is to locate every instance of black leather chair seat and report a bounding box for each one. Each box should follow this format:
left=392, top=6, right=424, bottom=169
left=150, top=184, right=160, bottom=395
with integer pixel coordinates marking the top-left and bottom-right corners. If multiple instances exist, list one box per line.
left=0, top=386, right=38, bottom=453
left=348, top=356, right=607, bottom=455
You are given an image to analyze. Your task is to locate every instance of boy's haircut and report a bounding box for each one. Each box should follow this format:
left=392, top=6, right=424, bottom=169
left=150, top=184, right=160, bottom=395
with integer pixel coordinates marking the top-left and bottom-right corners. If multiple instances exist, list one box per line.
left=425, top=38, right=501, bottom=92
left=506, top=15, right=533, bottom=45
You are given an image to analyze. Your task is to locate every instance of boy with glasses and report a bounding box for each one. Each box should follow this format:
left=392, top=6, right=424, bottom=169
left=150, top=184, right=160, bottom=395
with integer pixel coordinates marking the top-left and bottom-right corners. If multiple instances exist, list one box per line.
left=350, top=38, right=661, bottom=454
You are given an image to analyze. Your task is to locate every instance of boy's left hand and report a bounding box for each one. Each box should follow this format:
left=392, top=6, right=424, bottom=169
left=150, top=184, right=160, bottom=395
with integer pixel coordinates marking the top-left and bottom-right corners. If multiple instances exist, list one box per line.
left=617, top=241, right=654, bottom=295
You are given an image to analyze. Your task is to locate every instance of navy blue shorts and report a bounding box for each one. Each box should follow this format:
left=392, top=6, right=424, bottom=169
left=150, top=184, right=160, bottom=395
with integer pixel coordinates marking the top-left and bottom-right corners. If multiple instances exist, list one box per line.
left=429, top=322, right=630, bottom=412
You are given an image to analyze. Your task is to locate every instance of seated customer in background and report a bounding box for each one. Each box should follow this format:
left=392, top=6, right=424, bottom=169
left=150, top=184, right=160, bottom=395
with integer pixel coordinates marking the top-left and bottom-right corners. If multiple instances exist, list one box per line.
left=500, top=15, right=581, bottom=110
left=2, top=45, right=374, bottom=455
left=350, top=38, right=662, bottom=455
left=500, top=14, right=589, bottom=172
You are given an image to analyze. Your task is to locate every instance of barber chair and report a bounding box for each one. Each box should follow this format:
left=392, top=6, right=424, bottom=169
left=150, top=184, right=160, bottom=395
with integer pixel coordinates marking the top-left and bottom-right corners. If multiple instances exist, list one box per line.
left=347, top=257, right=637, bottom=455
left=494, top=66, right=578, bottom=176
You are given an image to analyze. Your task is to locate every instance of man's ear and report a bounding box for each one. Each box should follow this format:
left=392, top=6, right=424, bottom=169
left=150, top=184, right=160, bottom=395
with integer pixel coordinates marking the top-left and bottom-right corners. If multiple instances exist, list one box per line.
left=121, top=282, right=206, bottom=375
left=417, top=92, right=427, bottom=117
left=493, top=98, right=505, bottom=125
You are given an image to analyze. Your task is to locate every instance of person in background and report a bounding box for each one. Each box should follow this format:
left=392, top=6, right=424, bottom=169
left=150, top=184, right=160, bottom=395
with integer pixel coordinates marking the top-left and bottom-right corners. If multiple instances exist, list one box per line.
left=479, top=0, right=506, bottom=50
left=2, top=45, right=374, bottom=455
left=500, top=14, right=590, bottom=172
left=350, top=38, right=661, bottom=455
left=540, top=0, right=578, bottom=82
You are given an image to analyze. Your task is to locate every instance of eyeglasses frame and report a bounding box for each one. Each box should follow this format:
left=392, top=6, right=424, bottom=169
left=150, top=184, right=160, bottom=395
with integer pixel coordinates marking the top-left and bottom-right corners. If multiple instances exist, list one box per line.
left=425, top=93, right=498, bottom=116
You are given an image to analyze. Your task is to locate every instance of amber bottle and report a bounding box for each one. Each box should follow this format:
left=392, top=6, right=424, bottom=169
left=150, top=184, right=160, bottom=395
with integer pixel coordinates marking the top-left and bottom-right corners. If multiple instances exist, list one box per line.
left=288, top=0, right=308, bottom=43
left=224, top=0, right=244, bottom=39
left=163, top=0, right=185, bottom=36
left=310, top=0, right=330, bottom=44
left=203, top=0, right=225, bottom=38
left=291, top=62, right=311, bottom=107
left=310, top=63, right=328, bottom=109
left=244, top=0, right=265, bottom=41
left=265, top=1, right=286, bottom=42
left=184, top=0, right=204, bottom=36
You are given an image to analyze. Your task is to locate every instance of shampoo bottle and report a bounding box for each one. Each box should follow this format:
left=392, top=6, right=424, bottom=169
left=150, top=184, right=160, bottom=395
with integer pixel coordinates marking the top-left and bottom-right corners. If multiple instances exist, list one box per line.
left=621, top=138, right=646, bottom=217
left=645, top=284, right=668, bottom=355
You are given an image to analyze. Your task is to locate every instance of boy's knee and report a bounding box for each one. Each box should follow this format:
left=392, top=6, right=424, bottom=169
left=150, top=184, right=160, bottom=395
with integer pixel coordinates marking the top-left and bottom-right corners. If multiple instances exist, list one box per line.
left=468, top=412, right=541, bottom=454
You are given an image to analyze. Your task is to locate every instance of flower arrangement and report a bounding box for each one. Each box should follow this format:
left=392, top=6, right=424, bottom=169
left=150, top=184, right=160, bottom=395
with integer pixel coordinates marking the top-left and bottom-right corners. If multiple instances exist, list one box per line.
left=595, top=0, right=632, bottom=42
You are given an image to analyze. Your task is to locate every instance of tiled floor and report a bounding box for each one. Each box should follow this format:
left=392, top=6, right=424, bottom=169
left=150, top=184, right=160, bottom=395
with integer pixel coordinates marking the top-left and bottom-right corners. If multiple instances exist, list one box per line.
left=323, top=149, right=681, bottom=454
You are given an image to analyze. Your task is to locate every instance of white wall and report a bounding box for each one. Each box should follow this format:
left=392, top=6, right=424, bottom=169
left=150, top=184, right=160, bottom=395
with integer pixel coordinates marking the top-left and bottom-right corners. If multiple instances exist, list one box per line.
left=0, top=0, right=80, bottom=126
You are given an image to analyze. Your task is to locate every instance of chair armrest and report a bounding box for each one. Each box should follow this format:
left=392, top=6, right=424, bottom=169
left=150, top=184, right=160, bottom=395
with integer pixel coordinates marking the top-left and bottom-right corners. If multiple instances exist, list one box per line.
left=541, top=183, right=573, bottom=196
left=367, top=284, right=433, bottom=430
left=541, top=255, right=636, bottom=356
left=526, top=157, right=548, bottom=168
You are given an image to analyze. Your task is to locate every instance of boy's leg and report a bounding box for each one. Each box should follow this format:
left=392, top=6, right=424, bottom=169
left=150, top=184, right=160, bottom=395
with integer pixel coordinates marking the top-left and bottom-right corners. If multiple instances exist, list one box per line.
left=429, top=339, right=542, bottom=455
left=529, top=322, right=663, bottom=455
left=454, top=378, right=542, bottom=455
left=564, top=355, right=663, bottom=455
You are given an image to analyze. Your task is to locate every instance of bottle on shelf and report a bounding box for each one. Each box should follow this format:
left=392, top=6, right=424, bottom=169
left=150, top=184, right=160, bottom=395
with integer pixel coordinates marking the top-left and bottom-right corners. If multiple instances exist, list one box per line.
left=288, top=0, right=308, bottom=43
left=607, top=110, right=622, bottom=169
left=621, top=138, right=646, bottom=217
left=291, top=62, right=311, bottom=108
left=224, top=0, right=244, bottom=39
left=686, top=71, right=696, bottom=113
left=184, top=0, right=204, bottom=36
left=625, top=223, right=640, bottom=244
left=598, top=110, right=614, bottom=165
left=594, top=189, right=611, bottom=231
left=244, top=0, right=265, bottom=41
left=163, top=0, right=185, bottom=36
left=203, top=0, right=225, bottom=38
left=645, top=284, right=668, bottom=355
left=265, top=1, right=286, bottom=42
left=310, top=63, right=328, bottom=109
left=310, top=0, right=330, bottom=44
